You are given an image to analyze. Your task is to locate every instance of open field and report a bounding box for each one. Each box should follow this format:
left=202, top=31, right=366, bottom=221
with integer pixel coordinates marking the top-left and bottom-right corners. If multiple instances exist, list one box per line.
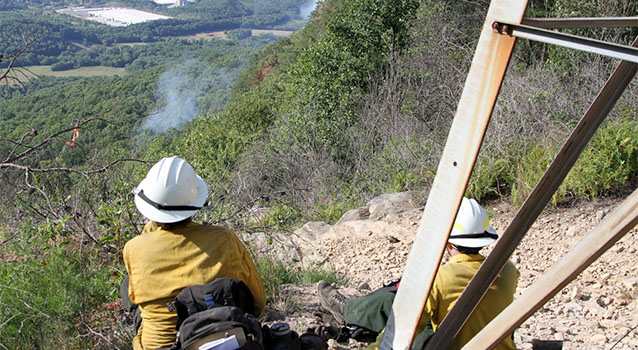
left=251, top=29, right=294, bottom=37
left=13, top=66, right=126, bottom=81
left=73, top=28, right=294, bottom=48
left=178, top=32, right=229, bottom=40
left=57, top=7, right=171, bottom=27
left=177, top=29, right=294, bottom=41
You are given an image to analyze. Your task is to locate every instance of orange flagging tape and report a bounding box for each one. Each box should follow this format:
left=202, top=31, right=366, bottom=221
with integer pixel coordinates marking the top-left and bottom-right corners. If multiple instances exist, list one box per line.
left=66, top=124, right=79, bottom=146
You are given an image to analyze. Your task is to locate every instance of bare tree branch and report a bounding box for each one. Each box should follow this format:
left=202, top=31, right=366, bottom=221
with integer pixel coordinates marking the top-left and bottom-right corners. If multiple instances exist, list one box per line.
left=3, top=128, right=38, bottom=163
left=1, top=117, right=121, bottom=165
left=0, top=32, right=36, bottom=88
left=1, top=158, right=148, bottom=177
left=24, top=168, right=57, bottom=217
left=80, top=321, right=122, bottom=350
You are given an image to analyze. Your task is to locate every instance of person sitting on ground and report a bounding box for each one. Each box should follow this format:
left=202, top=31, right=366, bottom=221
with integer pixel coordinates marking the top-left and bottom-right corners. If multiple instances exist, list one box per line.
left=317, top=197, right=519, bottom=350
left=122, top=156, right=266, bottom=350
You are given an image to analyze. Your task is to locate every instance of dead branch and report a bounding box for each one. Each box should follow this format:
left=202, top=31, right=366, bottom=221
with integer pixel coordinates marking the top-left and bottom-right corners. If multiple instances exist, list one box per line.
left=80, top=321, right=122, bottom=350
left=24, top=168, right=57, bottom=217
left=1, top=158, right=148, bottom=178
left=1, top=117, right=121, bottom=165
left=2, top=128, right=37, bottom=163
left=0, top=32, right=35, bottom=88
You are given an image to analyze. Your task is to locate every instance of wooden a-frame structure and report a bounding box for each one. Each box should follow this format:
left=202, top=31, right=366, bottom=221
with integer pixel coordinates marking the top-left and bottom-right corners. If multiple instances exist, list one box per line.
left=378, top=1, right=638, bottom=349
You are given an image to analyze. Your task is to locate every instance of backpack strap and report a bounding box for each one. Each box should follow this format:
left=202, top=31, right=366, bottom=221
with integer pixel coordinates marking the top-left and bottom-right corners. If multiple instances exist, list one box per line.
left=185, top=301, right=198, bottom=317
left=204, top=294, right=215, bottom=309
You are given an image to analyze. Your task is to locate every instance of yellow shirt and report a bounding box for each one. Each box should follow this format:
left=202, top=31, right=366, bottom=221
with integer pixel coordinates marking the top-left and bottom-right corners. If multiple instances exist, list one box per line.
left=123, top=221, right=266, bottom=350
left=369, top=254, right=519, bottom=350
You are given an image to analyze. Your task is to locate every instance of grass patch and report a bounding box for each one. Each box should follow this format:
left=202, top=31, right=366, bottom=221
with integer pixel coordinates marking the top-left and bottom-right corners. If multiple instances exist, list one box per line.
left=256, top=257, right=345, bottom=304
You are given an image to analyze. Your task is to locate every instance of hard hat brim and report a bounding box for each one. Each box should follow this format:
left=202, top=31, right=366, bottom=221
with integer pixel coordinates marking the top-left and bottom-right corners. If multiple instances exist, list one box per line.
left=448, top=226, right=498, bottom=248
left=134, top=175, right=208, bottom=223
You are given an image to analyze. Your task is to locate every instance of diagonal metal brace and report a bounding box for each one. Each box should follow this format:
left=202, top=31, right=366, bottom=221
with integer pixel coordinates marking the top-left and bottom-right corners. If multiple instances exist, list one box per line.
left=521, top=17, right=638, bottom=29
left=493, top=21, right=638, bottom=63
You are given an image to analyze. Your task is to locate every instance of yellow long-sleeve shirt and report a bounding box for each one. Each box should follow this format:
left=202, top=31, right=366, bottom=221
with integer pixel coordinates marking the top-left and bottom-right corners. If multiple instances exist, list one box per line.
left=123, top=221, right=266, bottom=350
left=369, top=253, right=519, bottom=350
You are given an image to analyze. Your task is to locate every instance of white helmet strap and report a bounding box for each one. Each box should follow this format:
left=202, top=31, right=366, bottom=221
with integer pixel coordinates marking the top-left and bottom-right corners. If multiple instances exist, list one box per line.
left=132, top=188, right=207, bottom=211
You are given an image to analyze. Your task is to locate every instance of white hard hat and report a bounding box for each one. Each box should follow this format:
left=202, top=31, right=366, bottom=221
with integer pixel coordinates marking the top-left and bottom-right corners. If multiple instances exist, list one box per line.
left=133, top=156, right=208, bottom=223
left=448, top=197, right=498, bottom=248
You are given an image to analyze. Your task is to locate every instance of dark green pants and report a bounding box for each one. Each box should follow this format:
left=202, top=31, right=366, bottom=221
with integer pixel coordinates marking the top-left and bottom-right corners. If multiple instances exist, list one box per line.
left=343, top=291, right=434, bottom=350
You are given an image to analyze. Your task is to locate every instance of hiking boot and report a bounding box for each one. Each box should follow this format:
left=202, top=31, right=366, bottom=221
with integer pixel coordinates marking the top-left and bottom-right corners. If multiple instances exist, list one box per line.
left=317, top=280, right=347, bottom=325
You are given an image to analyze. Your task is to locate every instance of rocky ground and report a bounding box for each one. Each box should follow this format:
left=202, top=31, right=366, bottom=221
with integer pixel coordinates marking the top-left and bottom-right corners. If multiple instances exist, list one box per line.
left=244, top=192, right=638, bottom=350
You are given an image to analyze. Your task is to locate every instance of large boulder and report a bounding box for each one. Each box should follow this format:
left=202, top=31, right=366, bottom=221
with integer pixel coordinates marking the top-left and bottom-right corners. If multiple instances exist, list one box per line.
left=239, top=232, right=303, bottom=266
left=291, top=221, right=332, bottom=268
left=366, top=192, right=415, bottom=220
left=336, top=207, right=370, bottom=225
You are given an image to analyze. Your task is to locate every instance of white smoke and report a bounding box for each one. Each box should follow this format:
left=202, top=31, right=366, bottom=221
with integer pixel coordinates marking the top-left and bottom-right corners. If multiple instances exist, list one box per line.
left=299, top=0, right=318, bottom=20
left=142, top=59, right=222, bottom=133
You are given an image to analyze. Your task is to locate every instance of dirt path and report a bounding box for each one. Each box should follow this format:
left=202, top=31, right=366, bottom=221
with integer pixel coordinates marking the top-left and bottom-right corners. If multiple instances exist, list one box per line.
left=263, top=195, right=638, bottom=349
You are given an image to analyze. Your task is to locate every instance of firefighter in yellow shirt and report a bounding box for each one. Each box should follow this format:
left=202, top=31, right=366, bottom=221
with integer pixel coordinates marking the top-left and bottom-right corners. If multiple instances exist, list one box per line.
left=318, top=198, right=519, bottom=350
left=122, top=156, right=266, bottom=350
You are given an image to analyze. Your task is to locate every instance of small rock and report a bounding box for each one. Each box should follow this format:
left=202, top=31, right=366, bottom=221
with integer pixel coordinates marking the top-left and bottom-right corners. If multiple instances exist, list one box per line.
left=563, top=302, right=582, bottom=313
left=612, top=245, right=625, bottom=253
left=358, top=282, right=371, bottom=290
left=568, top=286, right=581, bottom=299
left=621, top=277, right=638, bottom=290
left=590, top=334, right=607, bottom=344
left=596, top=297, right=608, bottom=308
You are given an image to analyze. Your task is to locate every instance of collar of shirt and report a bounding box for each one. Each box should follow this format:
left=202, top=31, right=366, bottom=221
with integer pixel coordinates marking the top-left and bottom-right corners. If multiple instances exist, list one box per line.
left=449, top=253, right=485, bottom=264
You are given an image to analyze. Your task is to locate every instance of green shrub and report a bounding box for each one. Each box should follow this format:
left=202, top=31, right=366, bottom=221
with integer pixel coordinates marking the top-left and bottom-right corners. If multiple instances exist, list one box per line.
left=509, top=118, right=638, bottom=206
left=563, top=118, right=638, bottom=198
left=310, top=200, right=359, bottom=225
left=511, top=140, right=559, bottom=206
left=0, top=227, right=117, bottom=349
left=467, top=157, right=513, bottom=201
left=262, top=203, right=302, bottom=231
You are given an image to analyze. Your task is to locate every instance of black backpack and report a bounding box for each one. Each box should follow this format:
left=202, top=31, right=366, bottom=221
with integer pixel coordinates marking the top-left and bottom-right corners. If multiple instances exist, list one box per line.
left=167, top=278, right=263, bottom=350
left=177, top=305, right=264, bottom=350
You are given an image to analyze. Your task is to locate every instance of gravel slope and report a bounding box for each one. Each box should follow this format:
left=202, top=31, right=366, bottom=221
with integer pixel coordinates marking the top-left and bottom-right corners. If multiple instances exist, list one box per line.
left=264, top=195, right=638, bottom=350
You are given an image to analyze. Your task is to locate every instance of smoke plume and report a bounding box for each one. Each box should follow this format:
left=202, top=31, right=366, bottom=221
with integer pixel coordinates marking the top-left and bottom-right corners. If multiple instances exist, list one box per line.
left=141, top=59, right=222, bottom=133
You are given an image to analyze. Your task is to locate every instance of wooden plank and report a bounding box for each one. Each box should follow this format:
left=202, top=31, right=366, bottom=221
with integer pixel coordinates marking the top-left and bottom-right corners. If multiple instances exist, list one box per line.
left=378, top=1, right=529, bottom=349
left=425, top=36, right=638, bottom=350
left=463, top=189, right=638, bottom=349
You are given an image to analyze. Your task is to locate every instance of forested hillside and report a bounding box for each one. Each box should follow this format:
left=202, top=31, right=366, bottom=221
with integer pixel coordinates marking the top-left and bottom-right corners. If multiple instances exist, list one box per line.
left=0, top=0, right=637, bottom=348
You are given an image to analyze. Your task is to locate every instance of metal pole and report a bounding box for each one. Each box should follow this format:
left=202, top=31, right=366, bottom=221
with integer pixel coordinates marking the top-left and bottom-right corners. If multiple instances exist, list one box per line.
left=494, top=21, right=638, bottom=63
left=521, top=17, right=638, bottom=29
